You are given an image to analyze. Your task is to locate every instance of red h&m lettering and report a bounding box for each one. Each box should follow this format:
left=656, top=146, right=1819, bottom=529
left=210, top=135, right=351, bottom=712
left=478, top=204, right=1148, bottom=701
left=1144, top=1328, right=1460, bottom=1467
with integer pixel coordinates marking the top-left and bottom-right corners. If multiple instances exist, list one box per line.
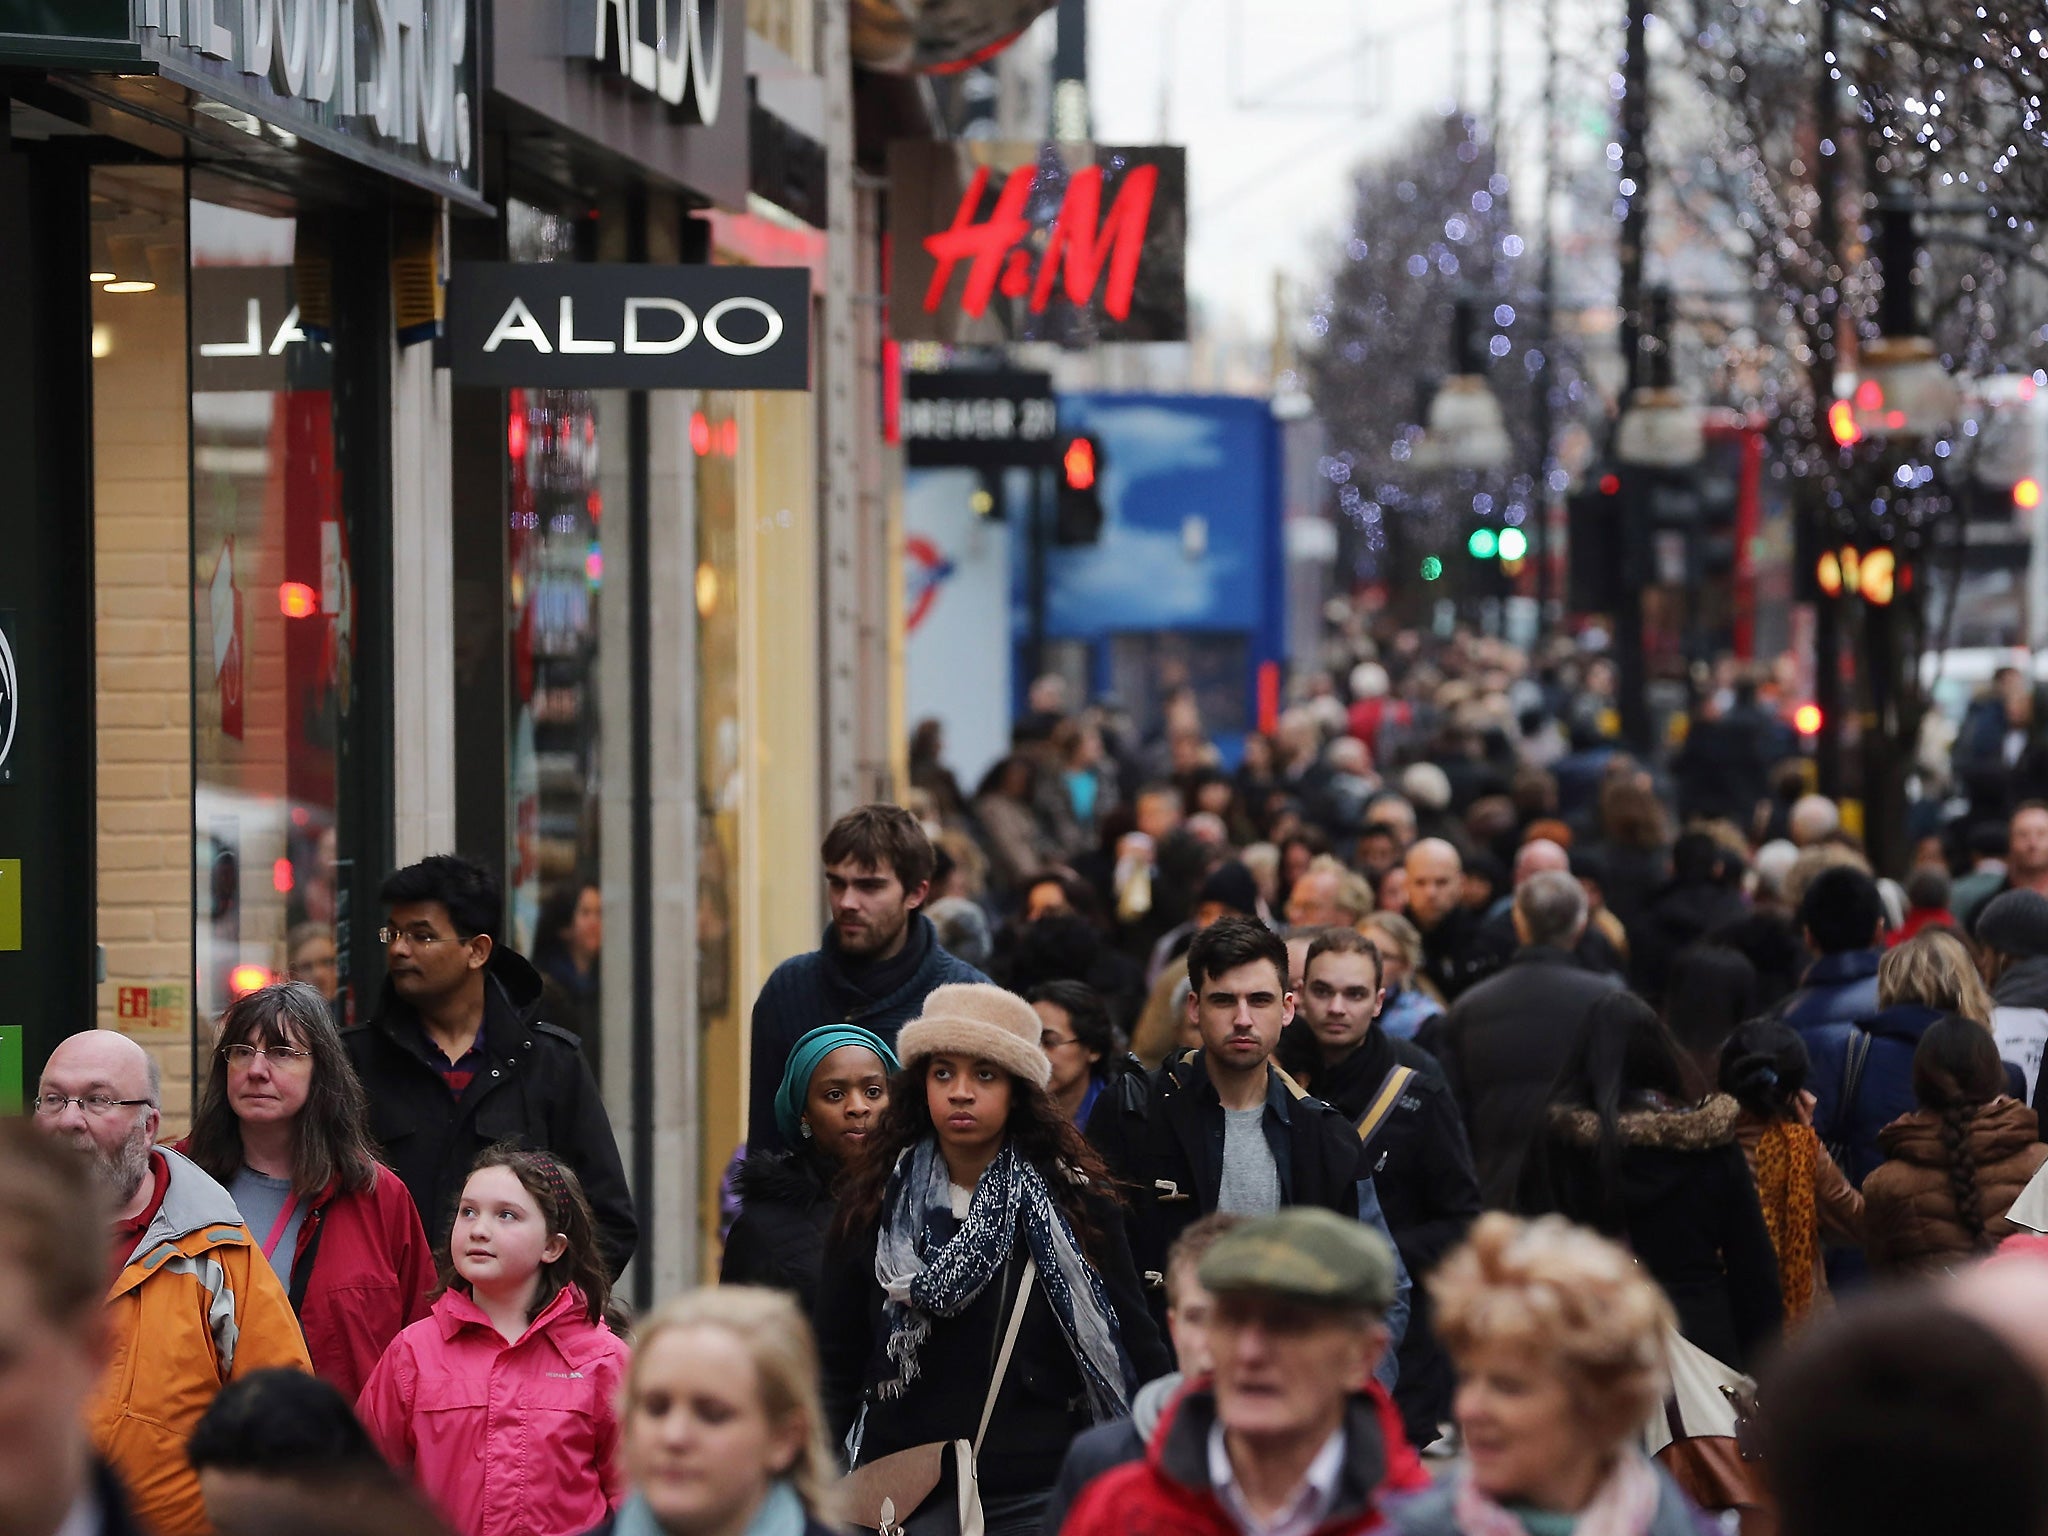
left=1030, top=164, right=1158, bottom=321
left=922, top=162, right=1159, bottom=322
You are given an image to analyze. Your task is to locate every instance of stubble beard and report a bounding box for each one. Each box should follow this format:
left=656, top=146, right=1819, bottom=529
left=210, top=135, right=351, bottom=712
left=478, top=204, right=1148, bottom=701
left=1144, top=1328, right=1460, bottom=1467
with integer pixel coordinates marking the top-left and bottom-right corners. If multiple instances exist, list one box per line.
left=92, top=1118, right=154, bottom=1207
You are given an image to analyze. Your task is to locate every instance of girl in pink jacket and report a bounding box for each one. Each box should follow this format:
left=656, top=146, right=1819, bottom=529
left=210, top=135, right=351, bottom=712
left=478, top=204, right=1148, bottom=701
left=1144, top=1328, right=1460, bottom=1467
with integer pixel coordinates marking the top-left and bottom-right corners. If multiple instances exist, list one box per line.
left=357, top=1148, right=630, bottom=1536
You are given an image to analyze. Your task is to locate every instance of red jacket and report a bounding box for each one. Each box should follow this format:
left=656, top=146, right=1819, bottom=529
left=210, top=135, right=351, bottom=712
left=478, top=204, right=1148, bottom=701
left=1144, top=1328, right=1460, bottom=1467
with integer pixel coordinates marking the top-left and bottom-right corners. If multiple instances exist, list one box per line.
left=1058, top=1377, right=1430, bottom=1536
left=293, top=1165, right=437, bottom=1399
left=172, top=1144, right=436, bottom=1402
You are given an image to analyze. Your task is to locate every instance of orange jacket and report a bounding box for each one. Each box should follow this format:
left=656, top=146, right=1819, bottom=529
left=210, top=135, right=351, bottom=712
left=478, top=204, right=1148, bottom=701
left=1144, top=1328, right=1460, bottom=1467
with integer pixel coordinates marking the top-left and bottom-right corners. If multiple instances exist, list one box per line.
left=90, top=1148, right=313, bottom=1536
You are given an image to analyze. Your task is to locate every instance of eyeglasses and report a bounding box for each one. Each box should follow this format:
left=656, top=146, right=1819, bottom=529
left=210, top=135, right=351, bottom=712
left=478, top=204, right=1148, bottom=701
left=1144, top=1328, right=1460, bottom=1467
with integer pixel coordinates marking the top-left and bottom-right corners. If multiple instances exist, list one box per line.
left=1040, top=1034, right=1081, bottom=1051
left=377, top=926, right=457, bottom=948
left=219, top=1043, right=314, bottom=1070
left=32, top=1093, right=156, bottom=1117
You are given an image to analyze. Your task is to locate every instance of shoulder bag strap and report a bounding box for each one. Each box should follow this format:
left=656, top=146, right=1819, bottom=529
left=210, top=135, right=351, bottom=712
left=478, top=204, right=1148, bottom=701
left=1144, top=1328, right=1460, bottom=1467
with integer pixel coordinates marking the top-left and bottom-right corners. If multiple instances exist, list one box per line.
left=1355, top=1066, right=1418, bottom=1155
left=973, top=1256, right=1037, bottom=1457
left=1827, top=1028, right=1873, bottom=1167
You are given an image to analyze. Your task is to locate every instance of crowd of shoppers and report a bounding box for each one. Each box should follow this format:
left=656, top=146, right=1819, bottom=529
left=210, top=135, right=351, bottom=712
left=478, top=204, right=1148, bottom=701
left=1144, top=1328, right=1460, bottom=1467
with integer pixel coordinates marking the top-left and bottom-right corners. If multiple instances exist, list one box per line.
left=29, top=626, right=2048, bottom=1536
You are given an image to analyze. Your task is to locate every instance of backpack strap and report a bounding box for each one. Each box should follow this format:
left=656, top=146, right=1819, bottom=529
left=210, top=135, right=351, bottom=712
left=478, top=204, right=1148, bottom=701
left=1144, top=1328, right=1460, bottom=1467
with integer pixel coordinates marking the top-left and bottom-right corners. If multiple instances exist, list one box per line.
left=1354, top=1066, right=1417, bottom=1155
left=1825, top=1027, right=1873, bottom=1169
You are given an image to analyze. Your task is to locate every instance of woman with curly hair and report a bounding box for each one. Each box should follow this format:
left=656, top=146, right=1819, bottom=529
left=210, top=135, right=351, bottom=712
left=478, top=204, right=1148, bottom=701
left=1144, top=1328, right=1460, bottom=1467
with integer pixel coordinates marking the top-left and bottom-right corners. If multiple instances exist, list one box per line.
left=1393, top=1213, right=1703, bottom=1536
left=1861, top=1013, right=2048, bottom=1275
left=815, top=984, right=1168, bottom=1536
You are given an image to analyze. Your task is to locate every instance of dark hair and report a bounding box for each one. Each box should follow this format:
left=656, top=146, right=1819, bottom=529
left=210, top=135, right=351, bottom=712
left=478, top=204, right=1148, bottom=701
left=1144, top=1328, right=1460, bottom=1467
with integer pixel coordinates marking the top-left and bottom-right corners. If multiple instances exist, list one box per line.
left=1911, top=1013, right=2010, bottom=1253
left=1719, top=1020, right=1811, bottom=1121
left=0, top=1118, right=110, bottom=1326
left=531, top=876, right=599, bottom=967
left=187, top=1369, right=390, bottom=1479
left=1664, top=946, right=1758, bottom=1057
left=1762, top=1296, right=2048, bottom=1536
left=1302, top=926, right=1386, bottom=992
left=436, top=1146, right=612, bottom=1325
left=834, top=1059, right=1118, bottom=1260
left=1027, top=980, right=1118, bottom=1081
left=1670, top=830, right=1734, bottom=887
left=1186, top=915, right=1289, bottom=992
left=1972, top=821, right=2012, bottom=859
left=821, top=803, right=936, bottom=891
left=380, top=854, right=501, bottom=946
left=1552, top=991, right=1693, bottom=1204
left=1905, top=866, right=1951, bottom=912
left=1022, top=870, right=1107, bottom=928
left=187, top=981, right=383, bottom=1197
left=1798, top=865, right=1885, bottom=955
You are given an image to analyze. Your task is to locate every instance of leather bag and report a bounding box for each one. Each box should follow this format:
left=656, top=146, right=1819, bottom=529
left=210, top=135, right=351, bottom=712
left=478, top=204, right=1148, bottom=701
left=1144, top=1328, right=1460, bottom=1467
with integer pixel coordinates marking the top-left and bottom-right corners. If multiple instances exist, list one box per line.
left=1645, top=1326, right=1775, bottom=1536
left=840, top=1257, right=1038, bottom=1536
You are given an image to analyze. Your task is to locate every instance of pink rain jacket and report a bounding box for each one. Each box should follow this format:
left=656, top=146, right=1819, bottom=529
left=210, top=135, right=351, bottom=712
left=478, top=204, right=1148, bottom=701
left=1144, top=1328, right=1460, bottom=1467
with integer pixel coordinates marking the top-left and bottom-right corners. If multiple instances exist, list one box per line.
left=356, top=1282, right=628, bottom=1536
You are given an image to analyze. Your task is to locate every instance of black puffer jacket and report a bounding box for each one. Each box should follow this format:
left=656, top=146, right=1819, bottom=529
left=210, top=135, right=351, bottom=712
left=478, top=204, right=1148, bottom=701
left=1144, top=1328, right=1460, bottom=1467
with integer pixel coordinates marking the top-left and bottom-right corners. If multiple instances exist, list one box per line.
left=719, top=1148, right=840, bottom=1313
left=1521, top=1093, right=1784, bottom=1371
left=815, top=1190, right=1168, bottom=1502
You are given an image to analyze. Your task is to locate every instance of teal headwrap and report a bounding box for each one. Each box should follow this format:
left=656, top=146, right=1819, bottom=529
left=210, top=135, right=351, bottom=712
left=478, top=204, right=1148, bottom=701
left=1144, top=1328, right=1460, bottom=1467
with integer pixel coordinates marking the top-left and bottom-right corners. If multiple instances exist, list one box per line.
left=774, top=1023, right=900, bottom=1146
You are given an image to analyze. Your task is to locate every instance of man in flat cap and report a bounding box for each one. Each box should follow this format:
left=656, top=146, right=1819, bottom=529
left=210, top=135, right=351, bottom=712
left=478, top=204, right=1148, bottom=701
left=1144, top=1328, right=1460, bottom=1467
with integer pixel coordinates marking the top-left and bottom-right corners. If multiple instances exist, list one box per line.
left=1057, top=1208, right=1429, bottom=1536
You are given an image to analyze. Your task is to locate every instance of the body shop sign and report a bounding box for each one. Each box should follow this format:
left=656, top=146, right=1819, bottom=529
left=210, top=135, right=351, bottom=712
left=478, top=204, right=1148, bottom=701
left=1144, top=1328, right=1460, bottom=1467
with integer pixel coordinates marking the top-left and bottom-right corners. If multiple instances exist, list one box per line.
left=888, top=141, right=1186, bottom=347
left=131, top=0, right=479, bottom=201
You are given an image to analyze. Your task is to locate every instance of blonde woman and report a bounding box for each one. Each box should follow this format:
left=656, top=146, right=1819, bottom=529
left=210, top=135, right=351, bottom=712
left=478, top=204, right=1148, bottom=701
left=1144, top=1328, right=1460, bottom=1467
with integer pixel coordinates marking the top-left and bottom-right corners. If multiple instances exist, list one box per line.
left=1816, top=930, right=2025, bottom=1184
left=1361, top=911, right=1445, bottom=1040
left=582, top=1286, right=837, bottom=1536
left=1393, top=1213, right=1702, bottom=1536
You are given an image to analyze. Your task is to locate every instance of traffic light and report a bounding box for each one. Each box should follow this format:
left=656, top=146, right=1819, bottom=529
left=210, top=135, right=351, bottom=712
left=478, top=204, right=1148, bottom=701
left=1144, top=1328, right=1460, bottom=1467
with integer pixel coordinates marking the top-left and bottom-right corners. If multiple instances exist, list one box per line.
left=1567, top=469, right=1627, bottom=610
left=1812, top=541, right=1904, bottom=606
left=1466, top=526, right=1528, bottom=563
left=1467, top=528, right=1498, bottom=559
left=1054, top=433, right=1104, bottom=545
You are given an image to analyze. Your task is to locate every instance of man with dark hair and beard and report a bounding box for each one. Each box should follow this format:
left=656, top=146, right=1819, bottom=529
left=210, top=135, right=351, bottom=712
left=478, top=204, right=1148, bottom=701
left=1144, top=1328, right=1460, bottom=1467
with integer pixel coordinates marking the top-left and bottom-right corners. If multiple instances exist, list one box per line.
left=34, top=1030, right=310, bottom=1536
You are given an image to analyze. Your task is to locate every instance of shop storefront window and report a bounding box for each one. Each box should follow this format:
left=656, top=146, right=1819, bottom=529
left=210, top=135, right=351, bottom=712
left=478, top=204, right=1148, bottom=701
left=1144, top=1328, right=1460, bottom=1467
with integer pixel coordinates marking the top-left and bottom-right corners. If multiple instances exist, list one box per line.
left=188, top=196, right=351, bottom=1033
left=506, top=203, right=606, bottom=1058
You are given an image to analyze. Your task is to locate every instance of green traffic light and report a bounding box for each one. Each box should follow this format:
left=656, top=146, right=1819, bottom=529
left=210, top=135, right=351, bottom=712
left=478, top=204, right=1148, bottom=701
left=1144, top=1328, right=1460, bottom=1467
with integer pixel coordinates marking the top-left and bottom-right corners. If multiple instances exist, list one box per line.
left=1468, top=528, right=1498, bottom=559
left=1420, top=556, right=1444, bottom=581
left=1498, top=527, right=1528, bottom=561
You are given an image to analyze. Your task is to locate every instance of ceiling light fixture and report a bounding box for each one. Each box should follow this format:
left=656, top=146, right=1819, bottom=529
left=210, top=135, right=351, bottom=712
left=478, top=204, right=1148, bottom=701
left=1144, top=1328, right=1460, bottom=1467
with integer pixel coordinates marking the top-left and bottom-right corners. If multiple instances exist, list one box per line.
left=103, top=280, right=157, bottom=294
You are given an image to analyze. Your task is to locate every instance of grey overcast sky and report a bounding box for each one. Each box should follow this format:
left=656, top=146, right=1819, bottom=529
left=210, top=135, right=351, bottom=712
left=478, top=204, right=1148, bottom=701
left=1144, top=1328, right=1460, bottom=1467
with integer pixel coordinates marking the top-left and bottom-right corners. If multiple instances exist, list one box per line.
left=1088, top=0, right=1563, bottom=344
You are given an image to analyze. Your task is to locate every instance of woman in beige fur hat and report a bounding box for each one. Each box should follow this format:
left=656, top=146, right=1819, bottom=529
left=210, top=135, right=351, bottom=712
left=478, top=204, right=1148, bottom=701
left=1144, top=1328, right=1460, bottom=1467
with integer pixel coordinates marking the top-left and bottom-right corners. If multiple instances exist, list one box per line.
left=815, top=983, right=1169, bottom=1536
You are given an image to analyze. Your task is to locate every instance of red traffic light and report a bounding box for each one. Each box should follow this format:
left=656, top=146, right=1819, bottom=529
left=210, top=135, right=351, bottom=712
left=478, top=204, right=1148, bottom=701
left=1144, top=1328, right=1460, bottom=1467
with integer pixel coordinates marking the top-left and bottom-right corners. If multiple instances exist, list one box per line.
left=2018, top=478, right=2043, bottom=511
left=1794, top=703, right=1823, bottom=737
left=1063, top=436, right=1097, bottom=491
left=1598, top=472, right=1621, bottom=496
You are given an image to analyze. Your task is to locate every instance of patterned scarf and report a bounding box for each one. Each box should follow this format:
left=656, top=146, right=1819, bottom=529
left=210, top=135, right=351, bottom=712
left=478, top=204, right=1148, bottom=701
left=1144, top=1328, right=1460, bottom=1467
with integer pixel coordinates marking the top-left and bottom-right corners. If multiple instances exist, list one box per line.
left=1449, top=1453, right=1663, bottom=1536
left=1753, top=1120, right=1820, bottom=1323
left=872, top=1137, right=1131, bottom=1425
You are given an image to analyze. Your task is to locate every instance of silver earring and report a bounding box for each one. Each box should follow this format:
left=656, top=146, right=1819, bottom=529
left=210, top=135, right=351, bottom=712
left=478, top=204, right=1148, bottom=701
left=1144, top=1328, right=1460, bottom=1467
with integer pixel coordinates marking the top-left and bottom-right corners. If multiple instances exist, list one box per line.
left=799, top=1121, right=814, bottom=1139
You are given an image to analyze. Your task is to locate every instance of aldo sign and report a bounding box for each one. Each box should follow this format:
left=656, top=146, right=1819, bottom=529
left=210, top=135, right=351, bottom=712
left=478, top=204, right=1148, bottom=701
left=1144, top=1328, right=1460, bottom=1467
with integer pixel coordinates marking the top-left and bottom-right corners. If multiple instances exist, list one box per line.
left=564, top=0, right=724, bottom=124
left=447, top=264, right=811, bottom=390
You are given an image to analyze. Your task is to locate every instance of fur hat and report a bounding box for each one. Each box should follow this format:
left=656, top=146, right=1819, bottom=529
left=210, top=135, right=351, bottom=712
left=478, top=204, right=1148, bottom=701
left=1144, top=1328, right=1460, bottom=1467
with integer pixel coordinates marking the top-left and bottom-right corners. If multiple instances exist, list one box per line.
left=896, top=983, right=1053, bottom=1090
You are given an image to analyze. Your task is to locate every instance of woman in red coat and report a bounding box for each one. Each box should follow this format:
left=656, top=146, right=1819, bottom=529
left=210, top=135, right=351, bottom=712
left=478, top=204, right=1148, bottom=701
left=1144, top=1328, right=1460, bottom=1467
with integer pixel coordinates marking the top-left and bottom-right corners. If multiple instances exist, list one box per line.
left=183, top=979, right=436, bottom=1398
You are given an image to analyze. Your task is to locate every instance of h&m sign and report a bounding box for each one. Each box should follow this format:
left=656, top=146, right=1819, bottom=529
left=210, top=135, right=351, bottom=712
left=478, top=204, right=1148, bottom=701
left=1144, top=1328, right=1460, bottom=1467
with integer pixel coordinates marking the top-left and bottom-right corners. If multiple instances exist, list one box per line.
left=447, top=264, right=811, bottom=390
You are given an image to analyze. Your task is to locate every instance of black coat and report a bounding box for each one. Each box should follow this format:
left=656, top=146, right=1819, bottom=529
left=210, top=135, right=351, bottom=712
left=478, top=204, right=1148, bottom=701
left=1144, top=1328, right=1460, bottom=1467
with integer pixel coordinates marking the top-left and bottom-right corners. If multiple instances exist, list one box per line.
left=815, top=1190, right=1168, bottom=1502
left=1407, top=903, right=1489, bottom=1003
left=1521, top=1094, right=1784, bottom=1371
left=1421, top=947, right=1623, bottom=1208
left=719, top=1147, right=840, bottom=1313
left=1280, top=1020, right=1481, bottom=1446
left=1086, top=1052, right=1375, bottom=1334
left=344, top=947, right=638, bottom=1275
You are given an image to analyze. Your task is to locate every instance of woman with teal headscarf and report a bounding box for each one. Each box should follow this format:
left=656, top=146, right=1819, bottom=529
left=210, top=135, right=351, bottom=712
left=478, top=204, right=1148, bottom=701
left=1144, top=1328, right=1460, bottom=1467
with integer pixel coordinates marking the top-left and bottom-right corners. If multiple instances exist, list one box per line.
left=720, top=1024, right=899, bottom=1310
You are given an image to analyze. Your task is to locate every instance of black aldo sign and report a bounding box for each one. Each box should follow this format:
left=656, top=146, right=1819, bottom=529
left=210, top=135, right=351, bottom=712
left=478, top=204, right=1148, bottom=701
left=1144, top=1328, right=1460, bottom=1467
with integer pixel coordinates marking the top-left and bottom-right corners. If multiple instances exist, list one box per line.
left=447, top=264, right=811, bottom=389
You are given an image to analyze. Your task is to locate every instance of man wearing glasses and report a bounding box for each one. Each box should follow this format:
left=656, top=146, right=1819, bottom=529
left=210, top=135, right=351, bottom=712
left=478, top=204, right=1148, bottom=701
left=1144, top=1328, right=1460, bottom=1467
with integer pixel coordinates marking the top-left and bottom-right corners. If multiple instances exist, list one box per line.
left=33, top=1030, right=310, bottom=1536
left=343, top=854, right=637, bottom=1274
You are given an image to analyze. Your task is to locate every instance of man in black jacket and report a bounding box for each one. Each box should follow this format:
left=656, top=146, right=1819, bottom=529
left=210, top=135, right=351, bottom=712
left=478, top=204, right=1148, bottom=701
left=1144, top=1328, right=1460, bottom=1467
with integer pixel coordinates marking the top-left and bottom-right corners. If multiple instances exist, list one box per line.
left=344, top=855, right=637, bottom=1274
left=1403, top=838, right=1488, bottom=1002
left=1423, top=869, right=1620, bottom=1208
left=1087, top=917, right=1409, bottom=1358
left=1282, top=927, right=1479, bottom=1449
left=747, top=804, right=988, bottom=1153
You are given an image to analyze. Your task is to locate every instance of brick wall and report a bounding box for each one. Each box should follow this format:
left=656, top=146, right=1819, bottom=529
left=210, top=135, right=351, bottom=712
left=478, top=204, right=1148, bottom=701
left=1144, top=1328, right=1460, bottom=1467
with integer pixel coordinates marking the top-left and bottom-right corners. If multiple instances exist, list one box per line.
left=92, top=248, right=197, bottom=1131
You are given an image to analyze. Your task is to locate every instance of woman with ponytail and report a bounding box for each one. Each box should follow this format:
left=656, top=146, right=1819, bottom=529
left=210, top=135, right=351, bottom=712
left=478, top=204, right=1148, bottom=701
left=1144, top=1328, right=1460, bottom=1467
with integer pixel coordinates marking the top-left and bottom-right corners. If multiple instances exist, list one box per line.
left=1718, top=1021, right=1863, bottom=1324
left=1862, top=1014, right=2048, bottom=1275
